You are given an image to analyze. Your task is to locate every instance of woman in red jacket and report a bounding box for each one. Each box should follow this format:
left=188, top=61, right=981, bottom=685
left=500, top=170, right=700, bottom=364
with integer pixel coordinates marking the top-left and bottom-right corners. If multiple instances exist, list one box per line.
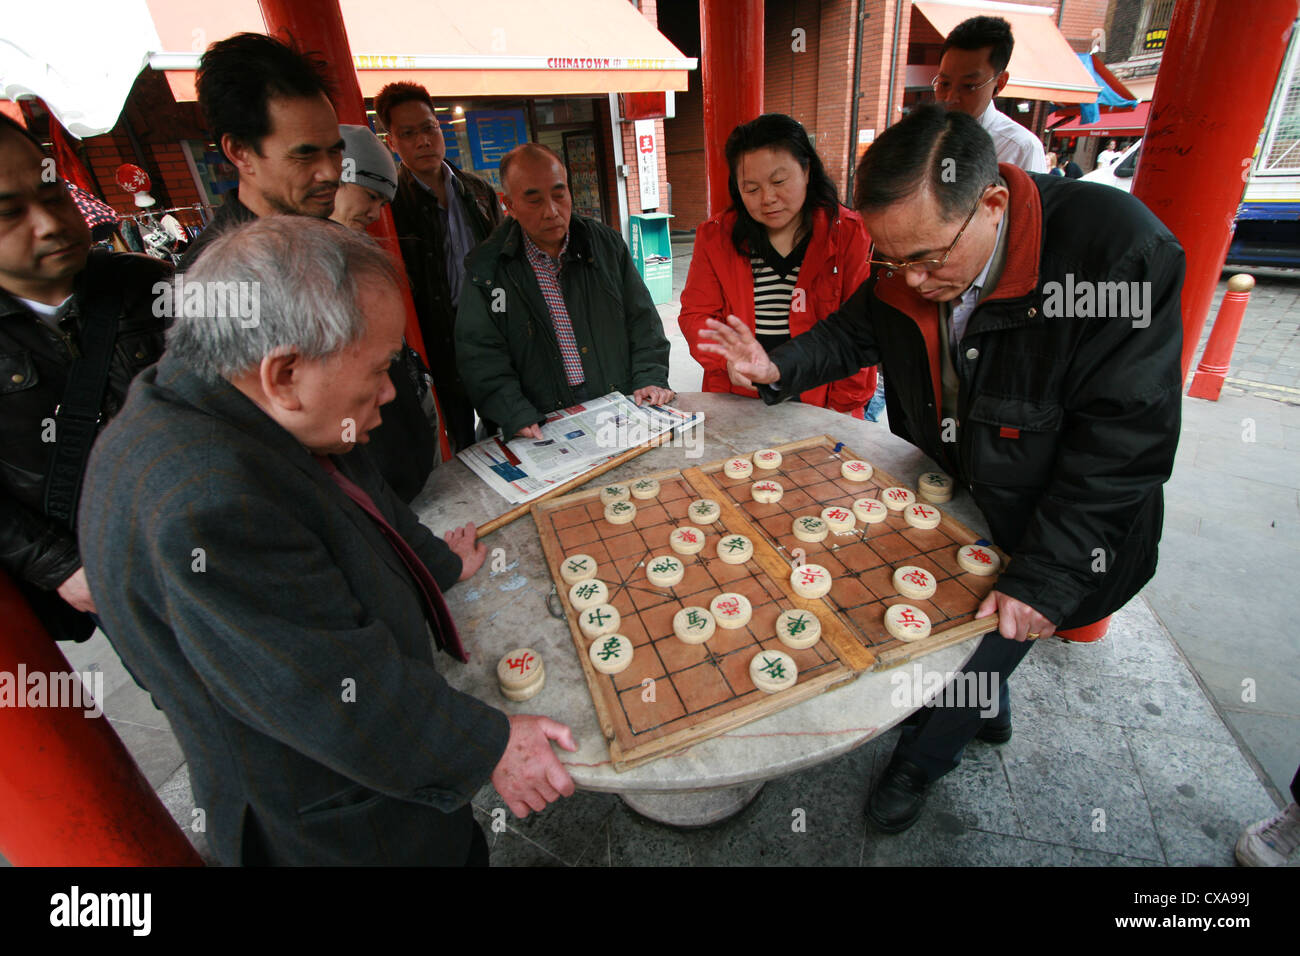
left=679, top=113, right=877, bottom=416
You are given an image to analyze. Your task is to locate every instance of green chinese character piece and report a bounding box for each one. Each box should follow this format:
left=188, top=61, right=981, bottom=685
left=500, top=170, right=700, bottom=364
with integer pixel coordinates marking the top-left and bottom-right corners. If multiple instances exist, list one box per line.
left=786, top=614, right=808, bottom=636
left=598, top=637, right=623, bottom=661
left=760, top=657, right=788, bottom=680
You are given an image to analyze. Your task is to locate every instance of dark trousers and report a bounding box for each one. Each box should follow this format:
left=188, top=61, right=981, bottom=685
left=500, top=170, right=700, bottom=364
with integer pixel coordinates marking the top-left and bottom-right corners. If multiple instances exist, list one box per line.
left=894, top=630, right=1036, bottom=781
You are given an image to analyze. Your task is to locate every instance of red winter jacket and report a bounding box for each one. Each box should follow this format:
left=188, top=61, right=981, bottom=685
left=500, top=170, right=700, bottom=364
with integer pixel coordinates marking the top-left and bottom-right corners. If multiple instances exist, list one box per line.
left=678, top=205, right=877, bottom=415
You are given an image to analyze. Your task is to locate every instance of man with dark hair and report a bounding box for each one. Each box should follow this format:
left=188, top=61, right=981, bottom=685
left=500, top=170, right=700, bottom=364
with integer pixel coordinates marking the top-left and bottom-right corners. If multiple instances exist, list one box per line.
left=701, top=105, right=1184, bottom=832
left=455, top=143, right=673, bottom=440
left=179, top=32, right=343, bottom=267
left=0, top=114, right=169, bottom=641
left=934, top=15, right=1048, bottom=172
left=183, top=34, right=437, bottom=502
left=376, top=81, right=502, bottom=451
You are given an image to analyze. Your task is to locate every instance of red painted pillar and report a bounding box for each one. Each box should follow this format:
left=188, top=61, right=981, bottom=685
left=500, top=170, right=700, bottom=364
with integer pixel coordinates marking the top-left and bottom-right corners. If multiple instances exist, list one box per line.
left=700, top=0, right=764, bottom=218
left=0, top=572, right=202, bottom=865
left=258, top=0, right=451, bottom=462
left=1131, top=0, right=1298, bottom=383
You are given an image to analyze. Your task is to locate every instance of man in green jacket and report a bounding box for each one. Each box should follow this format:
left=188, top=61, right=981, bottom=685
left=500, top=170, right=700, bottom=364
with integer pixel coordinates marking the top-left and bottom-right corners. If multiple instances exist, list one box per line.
left=455, top=144, right=674, bottom=439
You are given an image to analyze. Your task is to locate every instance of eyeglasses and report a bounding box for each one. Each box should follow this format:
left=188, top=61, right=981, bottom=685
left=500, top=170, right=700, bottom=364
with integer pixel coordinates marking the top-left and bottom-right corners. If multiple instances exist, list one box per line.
left=868, top=185, right=994, bottom=275
left=930, top=74, right=999, bottom=98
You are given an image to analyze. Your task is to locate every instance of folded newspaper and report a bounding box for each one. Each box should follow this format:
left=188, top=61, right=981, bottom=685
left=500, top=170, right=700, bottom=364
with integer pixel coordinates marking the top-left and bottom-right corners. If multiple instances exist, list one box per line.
left=457, top=392, right=704, bottom=506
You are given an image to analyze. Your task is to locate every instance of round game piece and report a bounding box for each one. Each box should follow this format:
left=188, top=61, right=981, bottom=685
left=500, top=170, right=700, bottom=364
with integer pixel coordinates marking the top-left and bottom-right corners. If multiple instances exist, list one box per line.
left=841, top=459, right=874, bottom=482
left=687, top=499, right=722, bottom=524
left=630, top=477, right=661, bottom=500
left=723, top=457, right=754, bottom=480
left=599, top=484, right=631, bottom=505
left=880, top=486, right=916, bottom=511
left=884, top=603, right=932, bottom=641
left=589, top=634, right=634, bottom=675
left=918, top=471, right=954, bottom=503
left=958, top=543, right=1002, bottom=576
left=790, top=562, right=833, bottom=599
left=852, top=497, right=889, bottom=524
left=775, top=608, right=822, bottom=650
left=792, top=515, right=829, bottom=543
left=904, top=502, right=943, bottom=529
left=893, top=565, right=937, bottom=600
left=709, top=592, right=753, bottom=629
left=497, top=648, right=544, bottom=690
left=645, top=554, right=685, bottom=587
left=716, top=533, right=754, bottom=565
left=669, top=525, right=707, bottom=555
left=820, top=505, right=856, bottom=533
left=578, top=603, right=621, bottom=639
left=568, top=578, right=609, bottom=611
left=673, top=606, right=716, bottom=644
left=753, top=449, right=783, bottom=470
left=750, top=479, right=784, bottom=504
left=560, top=554, right=598, bottom=584
left=501, top=672, right=546, bottom=702
left=604, top=500, right=637, bottom=525
left=750, top=649, right=798, bottom=693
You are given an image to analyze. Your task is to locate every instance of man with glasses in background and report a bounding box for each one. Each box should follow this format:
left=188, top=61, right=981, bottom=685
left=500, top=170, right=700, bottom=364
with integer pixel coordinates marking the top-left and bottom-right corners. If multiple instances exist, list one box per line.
left=933, top=15, right=1048, bottom=173
left=699, top=106, right=1184, bottom=833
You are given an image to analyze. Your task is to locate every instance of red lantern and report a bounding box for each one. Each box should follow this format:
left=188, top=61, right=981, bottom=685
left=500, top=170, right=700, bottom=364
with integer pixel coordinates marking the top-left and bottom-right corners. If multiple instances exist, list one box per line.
left=115, top=164, right=151, bottom=194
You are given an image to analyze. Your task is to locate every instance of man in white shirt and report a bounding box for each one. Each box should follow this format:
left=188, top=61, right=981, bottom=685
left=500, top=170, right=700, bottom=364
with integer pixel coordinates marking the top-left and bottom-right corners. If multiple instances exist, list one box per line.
left=1097, top=139, right=1123, bottom=168
left=933, top=15, right=1049, bottom=173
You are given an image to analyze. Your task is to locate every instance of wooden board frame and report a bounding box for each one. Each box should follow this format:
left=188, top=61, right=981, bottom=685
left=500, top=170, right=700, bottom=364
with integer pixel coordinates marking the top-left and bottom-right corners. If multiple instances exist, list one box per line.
left=531, top=435, right=1004, bottom=770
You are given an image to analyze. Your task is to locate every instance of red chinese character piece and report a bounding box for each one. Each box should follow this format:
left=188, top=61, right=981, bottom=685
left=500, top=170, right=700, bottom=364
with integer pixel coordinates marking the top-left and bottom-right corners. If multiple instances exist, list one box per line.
left=507, top=653, right=534, bottom=674
left=898, top=608, right=924, bottom=628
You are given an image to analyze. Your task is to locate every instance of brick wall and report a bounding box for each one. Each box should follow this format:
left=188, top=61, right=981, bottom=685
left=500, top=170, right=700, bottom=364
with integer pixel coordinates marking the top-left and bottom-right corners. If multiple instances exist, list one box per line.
left=1106, top=0, right=1145, bottom=63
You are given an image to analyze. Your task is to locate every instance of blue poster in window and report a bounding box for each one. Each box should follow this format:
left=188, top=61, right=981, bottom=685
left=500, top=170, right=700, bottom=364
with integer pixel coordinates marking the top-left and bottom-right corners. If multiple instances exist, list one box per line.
left=437, top=117, right=462, bottom=165
left=466, top=109, right=527, bottom=171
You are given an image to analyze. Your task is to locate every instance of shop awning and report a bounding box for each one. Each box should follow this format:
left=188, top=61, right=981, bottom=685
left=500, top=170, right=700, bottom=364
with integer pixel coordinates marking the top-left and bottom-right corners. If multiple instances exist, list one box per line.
left=1049, top=101, right=1150, bottom=136
left=912, top=0, right=1100, bottom=104
left=146, top=0, right=696, bottom=101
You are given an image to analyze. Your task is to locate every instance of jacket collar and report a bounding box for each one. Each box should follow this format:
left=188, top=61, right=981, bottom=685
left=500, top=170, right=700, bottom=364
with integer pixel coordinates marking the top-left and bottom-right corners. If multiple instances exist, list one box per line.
left=471, top=214, right=595, bottom=283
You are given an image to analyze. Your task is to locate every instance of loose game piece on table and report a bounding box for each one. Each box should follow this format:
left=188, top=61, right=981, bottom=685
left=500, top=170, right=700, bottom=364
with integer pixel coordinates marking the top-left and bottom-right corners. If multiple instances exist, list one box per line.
left=631, top=477, right=661, bottom=500
left=852, top=497, right=888, bottom=524
left=560, top=553, right=598, bottom=584
left=751, top=479, right=784, bottom=503
left=775, top=608, right=821, bottom=649
left=884, top=603, right=932, bottom=641
left=750, top=649, right=798, bottom=693
left=579, top=603, right=621, bottom=639
left=669, top=525, right=707, bottom=555
left=498, top=647, right=545, bottom=701
left=880, top=486, right=916, bottom=511
left=600, top=484, right=630, bottom=505
left=958, top=543, right=1001, bottom=576
left=918, top=471, right=953, bottom=503
left=688, top=498, right=722, bottom=524
left=821, top=505, right=856, bottom=533
left=710, top=592, right=753, bottom=629
left=841, top=459, right=874, bottom=481
left=903, top=502, right=942, bottom=529
left=673, top=605, right=716, bottom=644
left=753, top=449, right=783, bottom=470
left=792, top=514, right=829, bottom=542
left=605, top=500, right=637, bottom=525
left=568, top=578, right=609, bottom=610
left=893, top=565, right=937, bottom=600
left=589, top=634, right=634, bottom=675
left=790, top=562, right=833, bottom=598
left=716, top=533, right=754, bottom=565
left=645, top=554, right=685, bottom=587
left=723, top=456, right=754, bottom=480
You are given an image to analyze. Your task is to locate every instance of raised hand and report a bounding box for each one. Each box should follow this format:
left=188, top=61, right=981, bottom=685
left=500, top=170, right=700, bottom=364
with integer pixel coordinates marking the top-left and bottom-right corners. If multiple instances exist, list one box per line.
left=697, top=315, right=781, bottom=385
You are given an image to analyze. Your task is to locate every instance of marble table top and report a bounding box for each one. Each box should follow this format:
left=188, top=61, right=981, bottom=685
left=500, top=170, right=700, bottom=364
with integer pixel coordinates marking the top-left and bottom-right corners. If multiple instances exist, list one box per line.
left=413, top=393, right=986, bottom=793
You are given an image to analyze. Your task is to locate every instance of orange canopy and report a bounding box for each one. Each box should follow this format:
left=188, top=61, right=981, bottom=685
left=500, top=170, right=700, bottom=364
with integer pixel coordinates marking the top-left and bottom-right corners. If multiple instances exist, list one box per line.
left=913, top=0, right=1100, bottom=104
left=146, top=0, right=695, bottom=101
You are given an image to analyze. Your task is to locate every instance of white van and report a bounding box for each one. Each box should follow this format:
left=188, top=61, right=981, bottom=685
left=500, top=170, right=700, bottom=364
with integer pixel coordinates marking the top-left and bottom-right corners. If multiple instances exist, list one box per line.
left=1080, top=139, right=1142, bottom=192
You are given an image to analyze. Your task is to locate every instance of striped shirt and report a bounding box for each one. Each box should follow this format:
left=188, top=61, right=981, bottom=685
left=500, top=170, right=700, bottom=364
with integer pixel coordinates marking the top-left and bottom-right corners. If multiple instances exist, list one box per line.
left=522, top=231, right=585, bottom=387
left=750, top=233, right=810, bottom=351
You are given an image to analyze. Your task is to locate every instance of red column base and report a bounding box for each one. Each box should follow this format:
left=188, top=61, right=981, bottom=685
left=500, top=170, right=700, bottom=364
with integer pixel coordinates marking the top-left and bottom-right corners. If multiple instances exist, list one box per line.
left=1058, top=616, right=1112, bottom=643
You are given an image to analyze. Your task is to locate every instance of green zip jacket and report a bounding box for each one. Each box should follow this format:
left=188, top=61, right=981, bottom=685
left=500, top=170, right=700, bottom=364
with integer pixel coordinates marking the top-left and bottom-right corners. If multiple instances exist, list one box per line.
left=455, top=214, right=671, bottom=438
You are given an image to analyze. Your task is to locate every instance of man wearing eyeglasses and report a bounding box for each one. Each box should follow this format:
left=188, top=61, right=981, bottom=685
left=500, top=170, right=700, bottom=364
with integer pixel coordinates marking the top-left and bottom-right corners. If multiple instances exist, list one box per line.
left=700, top=105, right=1184, bottom=833
left=933, top=15, right=1048, bottom=173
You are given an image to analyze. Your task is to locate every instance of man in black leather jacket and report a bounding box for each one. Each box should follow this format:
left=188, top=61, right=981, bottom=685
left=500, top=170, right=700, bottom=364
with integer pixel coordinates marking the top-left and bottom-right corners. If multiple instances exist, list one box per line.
left=0, top=114, right=170, bottom=641
left=702, top=106, right=1184, bottom=833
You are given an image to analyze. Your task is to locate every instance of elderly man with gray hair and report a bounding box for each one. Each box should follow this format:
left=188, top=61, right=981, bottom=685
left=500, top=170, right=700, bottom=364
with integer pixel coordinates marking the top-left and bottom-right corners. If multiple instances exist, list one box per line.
left=78, top=216, right=577, bottom=866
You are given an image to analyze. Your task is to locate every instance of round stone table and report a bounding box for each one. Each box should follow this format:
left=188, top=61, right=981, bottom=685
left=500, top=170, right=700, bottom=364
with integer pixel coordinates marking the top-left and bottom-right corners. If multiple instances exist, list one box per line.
left=413, top=393, right=985, bottom=826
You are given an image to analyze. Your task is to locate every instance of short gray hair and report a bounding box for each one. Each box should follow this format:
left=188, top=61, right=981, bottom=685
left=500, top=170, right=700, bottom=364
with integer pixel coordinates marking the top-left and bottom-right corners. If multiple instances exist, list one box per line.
left=166, top=216, right=401, bottom=380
